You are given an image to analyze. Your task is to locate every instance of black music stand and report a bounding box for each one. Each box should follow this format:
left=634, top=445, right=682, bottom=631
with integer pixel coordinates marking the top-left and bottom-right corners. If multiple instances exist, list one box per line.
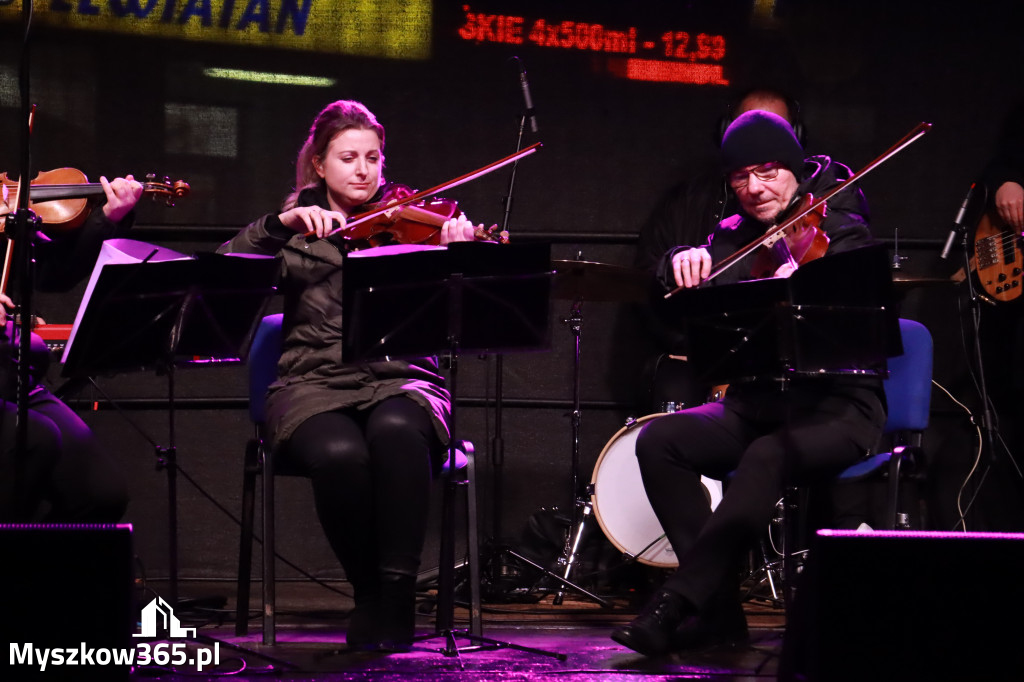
left=662, top=244, right=900, bottom=604
left=60, top=249, right=279, bottom=607
left=668, top=244, right=901, bottom=387
left=342, top=241, right=565, bottom=663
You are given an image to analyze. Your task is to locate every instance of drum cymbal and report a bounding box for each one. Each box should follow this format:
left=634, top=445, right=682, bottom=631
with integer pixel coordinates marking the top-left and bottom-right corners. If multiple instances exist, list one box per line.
left=552, top=260, right=653, bottom=302
left=891, top=273, right=959, bottom=290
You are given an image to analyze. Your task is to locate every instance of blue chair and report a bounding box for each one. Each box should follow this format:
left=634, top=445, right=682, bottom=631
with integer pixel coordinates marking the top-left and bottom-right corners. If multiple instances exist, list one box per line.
left=235, top=314, right=481, bottom=644
left=835, top=317, right=933, bottom=529
left=754, top=318, right=934, bottom=604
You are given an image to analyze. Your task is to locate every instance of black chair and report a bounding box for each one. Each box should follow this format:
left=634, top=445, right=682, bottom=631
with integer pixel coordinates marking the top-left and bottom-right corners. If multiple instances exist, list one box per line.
left=235, top=313, right=480, bottom=644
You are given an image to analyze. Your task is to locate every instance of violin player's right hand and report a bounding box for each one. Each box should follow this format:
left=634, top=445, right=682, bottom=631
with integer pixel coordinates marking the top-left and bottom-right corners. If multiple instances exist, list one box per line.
left=0, top=293, right=13, bottom=326
left=280, top=205, right=347, bottom=239
left=672, top=247, right=712, bottom=288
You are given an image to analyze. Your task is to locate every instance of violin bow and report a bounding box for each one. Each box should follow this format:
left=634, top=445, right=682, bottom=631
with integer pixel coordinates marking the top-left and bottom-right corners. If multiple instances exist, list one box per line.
left=326, top=142, right=542, bottom=238
left=665, top=121, right=932, bottom=299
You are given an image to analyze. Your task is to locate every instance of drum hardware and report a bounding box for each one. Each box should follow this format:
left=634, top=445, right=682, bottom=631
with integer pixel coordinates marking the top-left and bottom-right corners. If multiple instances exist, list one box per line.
left=738, top=497, right=814, bottom=607
left=548, top=289, right=608, bottom=606
left=546, top=258, right=654, bottom=606
left=481, top=540, right=610, bottom=606
left=740, top=498, right=786, bottom=606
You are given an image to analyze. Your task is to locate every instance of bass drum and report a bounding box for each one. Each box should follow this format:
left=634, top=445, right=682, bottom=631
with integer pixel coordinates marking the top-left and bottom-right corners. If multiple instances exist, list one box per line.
left=590, top=413, right=723, bottom=568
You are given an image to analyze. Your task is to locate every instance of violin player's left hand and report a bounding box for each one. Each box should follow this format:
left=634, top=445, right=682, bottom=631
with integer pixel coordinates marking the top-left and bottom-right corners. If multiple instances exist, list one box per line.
left=100, top=175, right=144, bottom=223
left=439, top=214, right=486, bottom=244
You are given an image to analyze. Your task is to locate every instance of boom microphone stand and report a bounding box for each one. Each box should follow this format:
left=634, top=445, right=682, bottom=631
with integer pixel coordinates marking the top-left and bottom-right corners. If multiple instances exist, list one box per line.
left=489, top=56, right=538, bottom=548
left=950, top=188, right=1024, bottom=520
left=8, top=0, right=43, bottom=497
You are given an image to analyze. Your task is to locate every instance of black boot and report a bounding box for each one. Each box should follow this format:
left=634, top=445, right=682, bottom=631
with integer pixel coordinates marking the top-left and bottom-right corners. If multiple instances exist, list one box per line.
left=377, top=572, right=417, bottom=652
left=611, top=588, right=695, bottom=656
left=673, top=586, right=749, bottom=649
left=345, top=579, right=381, bottom=651
left=346, top=598, right=379, bottom=650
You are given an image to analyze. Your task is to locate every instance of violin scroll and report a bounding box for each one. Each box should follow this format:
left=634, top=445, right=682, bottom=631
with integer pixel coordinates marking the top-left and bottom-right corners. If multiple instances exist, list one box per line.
left=143, top=174, right=191, bottom=207
left=474, top=223, right=510, bottom=244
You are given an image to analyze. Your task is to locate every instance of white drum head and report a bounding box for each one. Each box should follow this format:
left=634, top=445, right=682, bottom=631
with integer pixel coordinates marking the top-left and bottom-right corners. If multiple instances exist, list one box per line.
left=591, top=414, right=722, bottom=568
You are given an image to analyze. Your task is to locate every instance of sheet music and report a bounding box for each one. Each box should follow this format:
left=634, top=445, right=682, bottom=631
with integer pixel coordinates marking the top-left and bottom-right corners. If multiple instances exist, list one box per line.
left=61, top=238, right=190, bottom=364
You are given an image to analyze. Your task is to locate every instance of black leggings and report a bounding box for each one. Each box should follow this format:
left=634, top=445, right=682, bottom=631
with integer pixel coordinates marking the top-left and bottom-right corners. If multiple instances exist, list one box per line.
left=1, top=388, right=129, bottom=523
left=279, top=396, right=442, bottom=595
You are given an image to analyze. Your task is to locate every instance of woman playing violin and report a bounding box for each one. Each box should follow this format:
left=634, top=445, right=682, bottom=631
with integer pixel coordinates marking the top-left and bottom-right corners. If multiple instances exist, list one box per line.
left=1, top=174, right=142, bottom=522
left=217, top=100, right=488, bottom=652
left=612, top=110, right=888, bottom=657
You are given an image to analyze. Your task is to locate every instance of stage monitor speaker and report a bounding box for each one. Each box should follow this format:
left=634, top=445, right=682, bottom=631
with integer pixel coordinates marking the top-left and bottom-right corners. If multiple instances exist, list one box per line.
left=0, top=523, right=133, bottom=681
left=780, top=529, right=1024, bottom=682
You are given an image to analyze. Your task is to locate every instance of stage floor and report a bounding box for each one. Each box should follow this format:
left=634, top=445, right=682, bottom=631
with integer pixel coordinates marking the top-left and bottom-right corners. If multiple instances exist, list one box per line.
left=132, top=580, right=788, bottom=681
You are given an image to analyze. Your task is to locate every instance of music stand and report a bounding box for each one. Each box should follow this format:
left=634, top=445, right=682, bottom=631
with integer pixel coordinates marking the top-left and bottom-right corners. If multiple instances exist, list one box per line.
left=662, top=244, right=900, bottom=604
left=342, top=241, right=565, bottom=663
left=668, top=244, right=901, bottom=386
left=60, top=246, right=279, bottom=606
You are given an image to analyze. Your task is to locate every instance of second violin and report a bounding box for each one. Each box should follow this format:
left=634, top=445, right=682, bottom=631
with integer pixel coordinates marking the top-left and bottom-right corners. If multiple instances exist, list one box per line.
left=342, top=183, right=509, bottom=251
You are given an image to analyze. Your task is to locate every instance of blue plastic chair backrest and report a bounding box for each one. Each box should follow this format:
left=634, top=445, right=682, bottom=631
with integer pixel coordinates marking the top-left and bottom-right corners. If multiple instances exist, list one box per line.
left=248, top=314, right=284, bottom=424
left=883, top=318, right=933, bottom=434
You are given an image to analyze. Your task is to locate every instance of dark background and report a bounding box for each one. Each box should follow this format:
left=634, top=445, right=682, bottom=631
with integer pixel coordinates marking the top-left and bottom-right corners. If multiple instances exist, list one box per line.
left=3, top=0, right=1023, bottom=588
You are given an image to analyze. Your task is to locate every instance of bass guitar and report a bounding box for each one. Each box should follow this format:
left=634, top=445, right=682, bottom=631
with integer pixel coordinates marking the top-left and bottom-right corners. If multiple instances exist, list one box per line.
left=971, top=208, right=1023, bottom=302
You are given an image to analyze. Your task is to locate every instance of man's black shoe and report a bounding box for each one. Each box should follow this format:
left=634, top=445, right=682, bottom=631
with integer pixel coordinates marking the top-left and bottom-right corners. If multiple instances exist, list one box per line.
left=611, top=588, right=694, bottom=656
left=673, top=591, right=749, bottom=649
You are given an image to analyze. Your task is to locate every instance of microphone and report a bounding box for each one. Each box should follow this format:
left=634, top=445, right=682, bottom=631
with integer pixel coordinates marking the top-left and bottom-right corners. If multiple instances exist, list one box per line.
left=516, top=58, right=539, bottom=133
left=940, top=182, right=979, bottom=260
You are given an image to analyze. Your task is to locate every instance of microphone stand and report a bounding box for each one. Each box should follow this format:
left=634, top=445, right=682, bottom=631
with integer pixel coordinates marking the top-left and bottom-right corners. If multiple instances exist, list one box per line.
left=956, top=221, right=1021, bottom=521
left=490, top=113, right=526, bottom=546
left=10, top=0, right=42, bottom=496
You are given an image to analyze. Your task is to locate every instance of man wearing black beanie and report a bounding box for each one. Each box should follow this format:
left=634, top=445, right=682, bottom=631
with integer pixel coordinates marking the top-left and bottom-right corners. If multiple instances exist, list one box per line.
left=612, top=110, right=889, bottom=656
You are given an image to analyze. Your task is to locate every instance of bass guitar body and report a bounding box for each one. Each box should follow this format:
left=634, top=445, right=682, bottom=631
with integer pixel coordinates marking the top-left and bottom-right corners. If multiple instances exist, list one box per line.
left=973, top=209, right=1024, bottom=302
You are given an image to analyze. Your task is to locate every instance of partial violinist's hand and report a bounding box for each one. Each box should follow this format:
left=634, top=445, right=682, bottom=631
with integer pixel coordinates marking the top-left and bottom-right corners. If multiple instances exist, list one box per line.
left=671, top=247, right=712, bottom=288
left=440, top=214, right=486, bottom=244
left=0, top=293, right=13, bottom=326
left=773, top=262, right=797, bottom=279
left=280, top=205, right=348, bottom=239
left=100, top=175, right=145, bottom=223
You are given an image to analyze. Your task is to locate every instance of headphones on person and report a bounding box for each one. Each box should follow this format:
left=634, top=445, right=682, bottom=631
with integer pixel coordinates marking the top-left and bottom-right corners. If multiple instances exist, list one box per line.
left=716, top=90, right=807, bottom=147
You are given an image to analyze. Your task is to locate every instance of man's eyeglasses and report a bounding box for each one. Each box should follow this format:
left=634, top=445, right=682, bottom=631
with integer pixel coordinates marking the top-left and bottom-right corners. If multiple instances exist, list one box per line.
left=728, top=162, right=782, bottom=189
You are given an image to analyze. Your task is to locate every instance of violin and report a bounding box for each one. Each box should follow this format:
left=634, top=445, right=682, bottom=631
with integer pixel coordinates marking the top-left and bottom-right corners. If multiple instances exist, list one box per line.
left=0, top=168, right=190, bottom=231
left=748, top=193, right=829, bottom=279
left=326, top=141, right=541, bottom=246
left=0, top=168, right=190, bottom=305
left=665, top=121, right=933, bottom=299
left=343, top=183, right=509, bottom=251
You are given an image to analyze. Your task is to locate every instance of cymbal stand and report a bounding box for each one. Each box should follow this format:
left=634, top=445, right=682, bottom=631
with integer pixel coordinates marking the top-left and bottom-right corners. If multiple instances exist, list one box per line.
left=550, top=289, right=611, bottom=607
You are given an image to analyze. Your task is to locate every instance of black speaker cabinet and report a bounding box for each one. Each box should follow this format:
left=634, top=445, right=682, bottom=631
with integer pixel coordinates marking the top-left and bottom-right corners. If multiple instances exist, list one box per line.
left=0, top=523, right=133, bottom=681
left=781, top=529, right=1024, bottom=682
